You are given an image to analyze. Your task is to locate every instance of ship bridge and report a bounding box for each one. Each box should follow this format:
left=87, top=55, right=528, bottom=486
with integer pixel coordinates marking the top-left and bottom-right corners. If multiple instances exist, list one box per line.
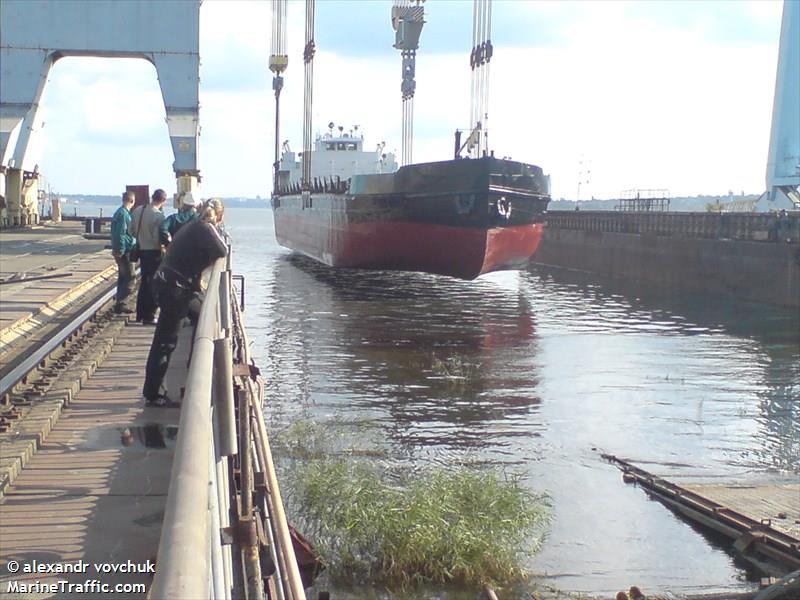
left=278, top=126, right=398, bottom=189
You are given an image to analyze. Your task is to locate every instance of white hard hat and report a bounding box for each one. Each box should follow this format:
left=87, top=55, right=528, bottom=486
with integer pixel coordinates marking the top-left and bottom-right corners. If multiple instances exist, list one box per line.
left=181, top=191, right=198, bottom=207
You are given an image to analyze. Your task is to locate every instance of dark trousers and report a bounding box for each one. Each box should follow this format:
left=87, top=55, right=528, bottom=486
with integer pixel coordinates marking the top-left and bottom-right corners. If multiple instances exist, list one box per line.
left=136, top=250, right=162, bottom=321
left=114, top=255, right=133, bottom=307
left=142, top=273, right=191, bottom=400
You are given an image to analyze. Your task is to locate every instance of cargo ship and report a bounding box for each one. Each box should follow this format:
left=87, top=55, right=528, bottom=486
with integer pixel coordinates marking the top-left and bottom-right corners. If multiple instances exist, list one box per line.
left=271, top=128, right=551, bottom=280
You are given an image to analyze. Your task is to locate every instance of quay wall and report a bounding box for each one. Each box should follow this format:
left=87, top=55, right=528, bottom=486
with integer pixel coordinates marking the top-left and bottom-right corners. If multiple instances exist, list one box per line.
left=535, top=212, right=800, bottom=309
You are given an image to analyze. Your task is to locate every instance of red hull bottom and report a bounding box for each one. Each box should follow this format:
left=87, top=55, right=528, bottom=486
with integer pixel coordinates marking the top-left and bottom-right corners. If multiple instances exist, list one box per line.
left=274, top=216, right=545, bottom=280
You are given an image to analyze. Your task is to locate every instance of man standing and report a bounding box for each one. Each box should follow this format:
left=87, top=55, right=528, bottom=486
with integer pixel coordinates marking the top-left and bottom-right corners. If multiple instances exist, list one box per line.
left=142, top=199, right=228, bottom=406
left=129, top=189, right=167, bottom=323
left=160, top=191, right=199, bottom=247
left=110, top=191, right=136, bottom=314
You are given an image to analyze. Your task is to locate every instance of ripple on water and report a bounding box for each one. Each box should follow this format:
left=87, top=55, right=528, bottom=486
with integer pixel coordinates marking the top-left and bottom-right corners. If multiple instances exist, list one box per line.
left=226, top=208, right=799, bottom=596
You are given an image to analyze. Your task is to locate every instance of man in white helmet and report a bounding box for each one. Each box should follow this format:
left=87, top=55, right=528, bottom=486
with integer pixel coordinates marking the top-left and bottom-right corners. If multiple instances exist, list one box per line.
left=160, top=191, right=199, bottom=247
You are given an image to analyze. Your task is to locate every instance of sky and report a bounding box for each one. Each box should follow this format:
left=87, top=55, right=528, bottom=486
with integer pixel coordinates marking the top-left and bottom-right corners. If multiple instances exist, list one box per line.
left=15, top=0, right=786, bottom=200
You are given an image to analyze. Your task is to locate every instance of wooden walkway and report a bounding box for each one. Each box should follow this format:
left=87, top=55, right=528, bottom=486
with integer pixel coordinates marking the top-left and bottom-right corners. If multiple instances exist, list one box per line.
left=604, top=455, right=800, bottom=574
left=0, top=322, right=191, bottom=598
left=685, top=483, right=800, bottom=541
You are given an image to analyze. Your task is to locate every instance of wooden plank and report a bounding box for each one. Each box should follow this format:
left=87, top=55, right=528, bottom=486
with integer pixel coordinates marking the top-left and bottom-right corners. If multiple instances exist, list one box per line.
left=604, top=454, right=800, bottom=572
left=685, top=483, right=800, bottom=540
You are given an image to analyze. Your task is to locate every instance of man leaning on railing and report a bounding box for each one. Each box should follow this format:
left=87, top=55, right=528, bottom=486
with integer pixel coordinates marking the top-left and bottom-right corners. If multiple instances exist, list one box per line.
left=141, top=198, right=228, bottom=407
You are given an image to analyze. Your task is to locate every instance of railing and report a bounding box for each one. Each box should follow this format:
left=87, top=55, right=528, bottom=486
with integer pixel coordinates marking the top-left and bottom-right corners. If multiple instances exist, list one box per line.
left=150, top=254, right=307, bottom=599
left=545, top=210, right=800, bottom=243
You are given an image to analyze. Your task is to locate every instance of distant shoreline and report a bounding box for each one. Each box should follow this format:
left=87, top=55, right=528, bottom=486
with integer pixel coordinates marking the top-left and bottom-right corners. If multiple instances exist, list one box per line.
left=58, top=196, right=270, bottom=209
left=58, top=193, right=761, bottom=213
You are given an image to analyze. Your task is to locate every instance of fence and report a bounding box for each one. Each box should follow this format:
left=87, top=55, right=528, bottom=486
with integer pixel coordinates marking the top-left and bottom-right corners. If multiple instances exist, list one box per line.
left=546, top=211, right=800, bottom=243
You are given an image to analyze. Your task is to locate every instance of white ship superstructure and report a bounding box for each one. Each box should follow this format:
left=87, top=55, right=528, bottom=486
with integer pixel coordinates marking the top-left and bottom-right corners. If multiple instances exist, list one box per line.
left=278, top=125, right=398, bottom=187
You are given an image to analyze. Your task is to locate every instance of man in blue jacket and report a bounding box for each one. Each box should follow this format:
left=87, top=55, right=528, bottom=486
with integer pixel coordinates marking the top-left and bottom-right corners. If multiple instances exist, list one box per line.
left=110, top=191, right=136, bottom=314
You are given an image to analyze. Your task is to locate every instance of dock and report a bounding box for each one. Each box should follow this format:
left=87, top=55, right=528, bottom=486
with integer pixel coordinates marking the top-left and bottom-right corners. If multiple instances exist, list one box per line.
left=0, top=223, right=311, bottom=598
left=604, top=454, right=800, bottom=575
left=536, top=211, right=800, bottom=309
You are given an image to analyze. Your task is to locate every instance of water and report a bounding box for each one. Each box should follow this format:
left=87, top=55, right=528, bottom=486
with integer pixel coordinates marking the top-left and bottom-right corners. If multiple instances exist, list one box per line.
left=225, top=207, right=799, bottom=597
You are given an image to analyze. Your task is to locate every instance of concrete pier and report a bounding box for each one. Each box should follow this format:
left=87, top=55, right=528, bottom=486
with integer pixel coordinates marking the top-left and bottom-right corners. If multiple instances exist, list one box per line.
left=0, top=325, right=184, bottom=597
left=0, top=222, right=307, bottom=598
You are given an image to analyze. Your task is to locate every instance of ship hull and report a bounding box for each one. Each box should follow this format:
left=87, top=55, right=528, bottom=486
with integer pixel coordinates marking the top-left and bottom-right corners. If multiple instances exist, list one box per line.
left=272, top=157, right=550, bottom=280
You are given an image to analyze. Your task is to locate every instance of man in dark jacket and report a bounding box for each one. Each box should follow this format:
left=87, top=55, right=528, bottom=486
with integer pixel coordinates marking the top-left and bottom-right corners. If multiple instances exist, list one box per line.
left=142, top=198, right=228, bottom=406
left=110, top=191, right=136, bottom=314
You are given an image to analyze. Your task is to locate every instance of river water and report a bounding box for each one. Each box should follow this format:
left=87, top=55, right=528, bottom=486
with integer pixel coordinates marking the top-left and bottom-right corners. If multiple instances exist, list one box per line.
left=225, top=207, right=799, bottom=597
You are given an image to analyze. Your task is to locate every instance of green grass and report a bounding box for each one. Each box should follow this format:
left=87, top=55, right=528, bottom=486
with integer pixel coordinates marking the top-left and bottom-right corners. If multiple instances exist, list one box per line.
left=292, top=459, right=550, bottom=589
left=430, top=353, right=481, bottom=387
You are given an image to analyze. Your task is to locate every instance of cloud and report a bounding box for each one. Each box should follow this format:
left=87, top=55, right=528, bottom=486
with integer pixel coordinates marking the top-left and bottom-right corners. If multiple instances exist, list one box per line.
left=24, top=0, right=783, bottom=199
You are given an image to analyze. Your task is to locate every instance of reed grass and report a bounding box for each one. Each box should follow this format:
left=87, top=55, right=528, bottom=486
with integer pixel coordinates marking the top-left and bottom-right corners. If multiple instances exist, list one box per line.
left=293, top=459, right=550, bottom=589
left=430, top=354, right=481, bottom=386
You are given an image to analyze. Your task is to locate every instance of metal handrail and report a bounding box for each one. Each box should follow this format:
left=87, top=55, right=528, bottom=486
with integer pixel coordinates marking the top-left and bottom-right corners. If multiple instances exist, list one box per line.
left=150, top=257, right=225, bottom=599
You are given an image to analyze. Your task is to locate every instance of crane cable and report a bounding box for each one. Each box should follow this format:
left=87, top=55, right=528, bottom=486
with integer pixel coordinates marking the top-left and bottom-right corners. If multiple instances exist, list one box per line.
left=393, top=0, right=424, bottom=166
left=269, top=0, right=288, bottom=195
left=469, top=0, right=492, bottom=157
left=302, top=0, right=316, bottom=193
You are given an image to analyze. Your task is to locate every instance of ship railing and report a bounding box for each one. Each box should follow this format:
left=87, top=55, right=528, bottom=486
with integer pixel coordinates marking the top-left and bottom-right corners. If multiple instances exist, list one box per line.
left=546, top=211, right=800, bottom=243
left=150, top=255, right=308, bottom=600
left=277, top=174, right=348, bottom=196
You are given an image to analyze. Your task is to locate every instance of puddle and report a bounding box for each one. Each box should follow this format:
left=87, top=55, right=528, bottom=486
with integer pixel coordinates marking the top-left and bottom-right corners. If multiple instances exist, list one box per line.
left=118, top=424, right=178, bottom=448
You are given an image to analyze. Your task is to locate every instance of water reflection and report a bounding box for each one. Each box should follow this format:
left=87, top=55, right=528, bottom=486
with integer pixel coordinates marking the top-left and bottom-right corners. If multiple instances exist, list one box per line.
left=226, top=208, right=799, bottom=595
left=268, top=254, right=544, bottom=455
left=526, top=264, right=800, bottom=475
left=118, top=424, right=178, bottom=449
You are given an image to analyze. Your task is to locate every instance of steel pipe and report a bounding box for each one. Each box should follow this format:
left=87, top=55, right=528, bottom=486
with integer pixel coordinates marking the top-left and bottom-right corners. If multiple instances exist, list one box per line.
left=238, top=385, right=265, bottom=599
left=214, top=337, right=237, bottom=457
left=213, top=407, right=234, bottom=595
left=232, top=291, right=307, bottom=599
left=219, top=270, right=231, bottom=334
left=150, top=258, right=225, bottom=600
left=208, top=424, right=228, bottom=600
left=252, top=393, right=307, bottom=600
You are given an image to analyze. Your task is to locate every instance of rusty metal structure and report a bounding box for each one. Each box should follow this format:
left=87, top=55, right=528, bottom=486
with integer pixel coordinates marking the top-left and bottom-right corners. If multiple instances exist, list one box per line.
left=545, top=210, right=799, bottom=242
left=604, top=455, right=800, bottom=573
left=616, top=189, right=671, bottom=212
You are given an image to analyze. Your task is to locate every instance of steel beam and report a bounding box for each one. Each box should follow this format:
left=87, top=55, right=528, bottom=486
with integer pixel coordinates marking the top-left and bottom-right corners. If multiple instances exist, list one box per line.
left=767, top=1, right=800, bottom=207
left=0, top=0, right=200, bottom=179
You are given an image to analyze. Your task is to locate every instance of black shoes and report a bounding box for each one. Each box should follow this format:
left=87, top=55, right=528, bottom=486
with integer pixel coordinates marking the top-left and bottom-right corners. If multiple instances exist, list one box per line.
left=114, top=304, right=133, bottom=314
left=144, top=394, right=177, bottom=408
